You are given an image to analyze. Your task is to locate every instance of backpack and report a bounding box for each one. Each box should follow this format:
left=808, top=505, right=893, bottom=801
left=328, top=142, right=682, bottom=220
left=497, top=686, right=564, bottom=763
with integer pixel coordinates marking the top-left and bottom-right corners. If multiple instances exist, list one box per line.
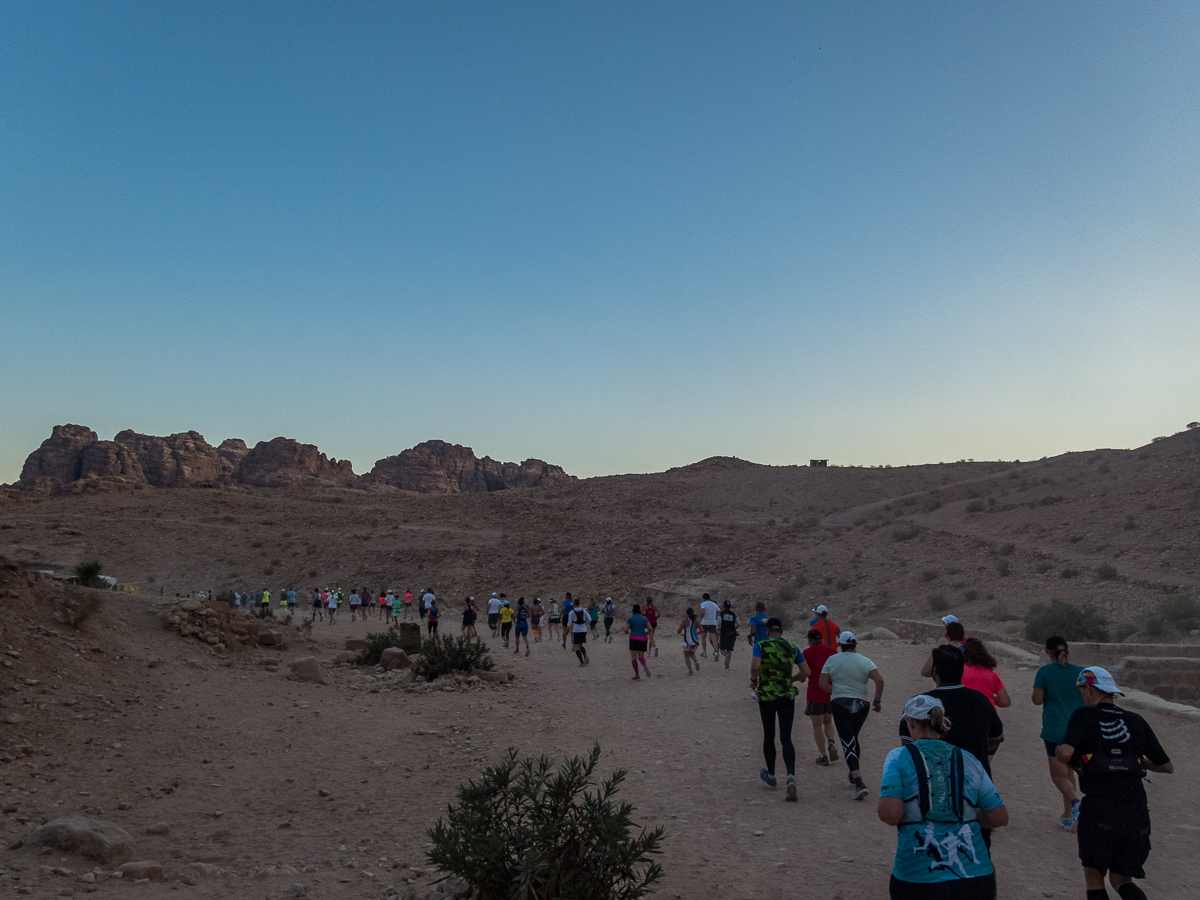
left=904, top=741, right=966, bottom=824
left=1081, top=707, right=1144, bottom=776
left=574, top=608, right=589, bottom=626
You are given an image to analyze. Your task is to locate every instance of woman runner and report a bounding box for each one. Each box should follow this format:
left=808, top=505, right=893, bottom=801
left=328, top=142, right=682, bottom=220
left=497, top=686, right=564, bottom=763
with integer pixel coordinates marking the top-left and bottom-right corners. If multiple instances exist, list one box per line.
left=677, top=607, right=701, bottom=674
left=602, top=598, right=616, bottom=643
left=461, top=597, right=477, bottom=637
left=427, top=599, right=439, bottom=635
left=1032, top=635, right=1085, bottom=830
left=499, top=600, right=514, bottom=648
left=962, top=638, right=1011, bottom=708
left=513, top=597, right=531, bottom=656
left=531, top=599, right=544, bottom=642
left=625, top=604, right=652, bottom=679
left=644, top=597, right=660, bottom=657
left=819, top=631, right=885, bottom=801
left=547, top=600, right=560, bottom=644
left=750, top=617, right=808, bottom=800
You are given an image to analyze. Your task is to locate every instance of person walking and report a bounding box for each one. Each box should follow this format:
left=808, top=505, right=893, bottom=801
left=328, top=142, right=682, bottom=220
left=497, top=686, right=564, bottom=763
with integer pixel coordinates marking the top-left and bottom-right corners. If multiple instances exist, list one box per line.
left=349, top=589, right=362, bottom=623
left=1033, top=635, right=1086, bottom=831
left=878, top=695, right=1008, bottom=900
left=962, top=638, right=1011, bottom=708
left=819, top=632, right=884, bottom=801
left=677, top=607, right=701, bottom=674
left=568, top=600, right=590, bottom=666
left=1057, top=667, right=1173, bottom=900
left=512, top=597, right=531, bottom=656
left=809, top=605, right=840, bottom=648
left=625, top=604, right=651, bottom=679
left=718, top=601, right=739, bottom=670
left=602, top=598, right=616, bottom=643
left=403, top=589, right=413, bottom=620
left=750, top=617, right=809, bottom=802
left=802, top=628, right=839, bottom=766
left=423, top=589, right=436, bottom=623
left=698, top=594, right=720, bottom=658
left=311, top=588, right=323, bottom=623
left=644, top=597, right=660, bottom=657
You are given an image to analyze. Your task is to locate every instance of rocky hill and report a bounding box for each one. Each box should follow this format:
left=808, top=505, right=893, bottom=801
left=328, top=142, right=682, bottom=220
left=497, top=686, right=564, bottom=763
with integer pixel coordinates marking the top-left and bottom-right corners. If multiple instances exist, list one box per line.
left=9, top=425, right=572, bottom=496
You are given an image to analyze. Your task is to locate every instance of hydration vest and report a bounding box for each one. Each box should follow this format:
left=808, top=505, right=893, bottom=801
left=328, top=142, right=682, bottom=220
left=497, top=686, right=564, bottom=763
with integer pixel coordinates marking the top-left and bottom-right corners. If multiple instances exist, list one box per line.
left=1081, top=707, right=1144, bottom=776
left=904, top=741, right=966, bottom=824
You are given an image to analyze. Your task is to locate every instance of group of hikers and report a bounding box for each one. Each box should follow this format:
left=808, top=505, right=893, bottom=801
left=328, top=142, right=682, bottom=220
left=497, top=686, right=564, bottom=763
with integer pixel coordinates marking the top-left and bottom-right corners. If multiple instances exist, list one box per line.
left=748, top=609, right=1172, bottom=900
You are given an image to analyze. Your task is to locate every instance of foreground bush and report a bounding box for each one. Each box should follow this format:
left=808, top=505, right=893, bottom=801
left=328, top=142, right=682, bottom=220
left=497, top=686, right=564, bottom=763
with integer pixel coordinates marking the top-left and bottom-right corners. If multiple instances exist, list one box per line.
left=356, top=626, right=422, bottom=666
left=415, top=634, right=493, bottom=681
left=72, top=560, right=106, bottom=589
left=1024, top=599, right=1109, bottom=643
left=428, top=745, right=664, bottom=900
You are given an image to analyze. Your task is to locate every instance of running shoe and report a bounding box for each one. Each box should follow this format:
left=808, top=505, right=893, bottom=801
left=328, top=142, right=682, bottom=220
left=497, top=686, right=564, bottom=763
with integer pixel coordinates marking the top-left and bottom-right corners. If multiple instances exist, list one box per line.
left=644, top=669, right=651, bottom=677
left=828, top=739, right=838, bottom=762
left=1070, top=798, right=1081, bottom=833
left=632, top=675, right=641, bottom=681
left=786, top=776, right=797, bottom=802
left=701, top=651, right=708, bottom=658
left=814, top=756, right=829, bottom=766
left=760, top=768, right=777, bottom=788
left=654, top=647, right=658, bottom=657
left=687, top=670, right=694, bottom=676
left=852, top=779, right=868, bottom=801
left=525, top=649, right=530, bottom=657
left=724, top=656, right=730, bottom=669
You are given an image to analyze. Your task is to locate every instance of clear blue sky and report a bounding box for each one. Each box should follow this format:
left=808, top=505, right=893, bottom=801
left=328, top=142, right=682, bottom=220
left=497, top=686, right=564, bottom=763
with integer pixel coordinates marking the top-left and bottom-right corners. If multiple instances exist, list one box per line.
left=3, top=2, right=1198, bottom=483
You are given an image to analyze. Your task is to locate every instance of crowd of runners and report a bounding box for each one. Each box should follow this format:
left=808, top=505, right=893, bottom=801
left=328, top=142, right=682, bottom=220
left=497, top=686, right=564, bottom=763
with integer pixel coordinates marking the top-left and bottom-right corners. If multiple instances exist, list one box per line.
left=211, top=585, right=1172, bottom=899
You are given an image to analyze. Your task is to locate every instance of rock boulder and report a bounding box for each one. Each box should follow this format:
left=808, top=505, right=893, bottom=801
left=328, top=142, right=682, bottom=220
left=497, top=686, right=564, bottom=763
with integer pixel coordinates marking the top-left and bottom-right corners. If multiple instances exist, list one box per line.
left=236, top=437, right=357, bottom=487
left=288, top=657, right=327, bottom=684
left=380, top=647, right=411, bottom=671
left=365, top=439, right=573, bottom=493
left=25, top=816, right=136, bottom=865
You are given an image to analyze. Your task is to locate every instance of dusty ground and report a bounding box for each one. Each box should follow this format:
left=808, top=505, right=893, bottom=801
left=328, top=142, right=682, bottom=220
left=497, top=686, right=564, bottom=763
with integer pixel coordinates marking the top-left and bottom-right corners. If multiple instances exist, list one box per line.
left=2, top=589, right=1198, bottom=899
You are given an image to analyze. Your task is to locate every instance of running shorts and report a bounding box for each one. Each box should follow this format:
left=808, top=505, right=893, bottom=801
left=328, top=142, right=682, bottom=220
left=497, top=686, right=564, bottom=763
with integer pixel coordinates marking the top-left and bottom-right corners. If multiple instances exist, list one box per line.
left=629, top=637, right=648, bottom=652
left=719, top=632, right=737, bottom=652
left=1077, top=797, right=1152, bottom=879
left=804, top=701, right=832, bottom=716
left=515, top=623, right=528, bottom=636
left=572, top=632, right=587, bottom=645
left=702, top=624, right=718, bottom=634
left=488, top=613, right=498, bottom=627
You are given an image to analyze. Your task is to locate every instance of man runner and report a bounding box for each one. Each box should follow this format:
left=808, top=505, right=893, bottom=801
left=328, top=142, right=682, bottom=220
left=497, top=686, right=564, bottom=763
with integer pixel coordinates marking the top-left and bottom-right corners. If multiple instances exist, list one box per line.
left=750, top=618, right=809, bottom=802
left=698, top=593, right=720, bottom=658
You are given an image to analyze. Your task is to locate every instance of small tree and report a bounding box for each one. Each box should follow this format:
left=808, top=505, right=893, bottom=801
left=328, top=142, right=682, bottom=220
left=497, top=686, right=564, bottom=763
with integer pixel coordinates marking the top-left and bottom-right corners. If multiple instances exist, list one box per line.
left=428, top=745, right=664, bottom=900
left=1024, top=599, right=1109, bottom=643
left=72, top=560, right=105, bottom=589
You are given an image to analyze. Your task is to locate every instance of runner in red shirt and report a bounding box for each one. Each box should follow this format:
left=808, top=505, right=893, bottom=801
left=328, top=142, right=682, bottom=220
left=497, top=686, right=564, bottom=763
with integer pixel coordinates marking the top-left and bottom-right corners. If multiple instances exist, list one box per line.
left=644, top=598, right=660, bottom=658
left=802, top=628, right=839, bottom=765
left=808, top=605, right=840, bottom=648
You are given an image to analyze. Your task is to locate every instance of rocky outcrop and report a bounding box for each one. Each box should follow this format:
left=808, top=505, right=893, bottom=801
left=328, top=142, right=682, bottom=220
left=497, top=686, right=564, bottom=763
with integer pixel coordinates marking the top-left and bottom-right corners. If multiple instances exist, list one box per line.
left=235, top=437, right=357, bottom=487
left=364, top=440, right=573, bottom=493
left=217, top=438, right=249, bottom=470
left=114, top=430, right=231, bottom=486
left=18, top=424, right=103, bottom=484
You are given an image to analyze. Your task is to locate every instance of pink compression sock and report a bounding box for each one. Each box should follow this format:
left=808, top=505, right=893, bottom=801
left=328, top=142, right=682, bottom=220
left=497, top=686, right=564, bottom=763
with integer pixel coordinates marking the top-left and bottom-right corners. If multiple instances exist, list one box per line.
left=632, top=660, right=640, bottom=675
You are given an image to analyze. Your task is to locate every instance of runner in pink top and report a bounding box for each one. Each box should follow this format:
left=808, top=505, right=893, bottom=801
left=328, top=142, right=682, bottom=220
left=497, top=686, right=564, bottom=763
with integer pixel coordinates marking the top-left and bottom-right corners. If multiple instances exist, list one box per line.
left=961, top=638, right=1011, bottom=707
left=644, top=598, right=660, bottom=658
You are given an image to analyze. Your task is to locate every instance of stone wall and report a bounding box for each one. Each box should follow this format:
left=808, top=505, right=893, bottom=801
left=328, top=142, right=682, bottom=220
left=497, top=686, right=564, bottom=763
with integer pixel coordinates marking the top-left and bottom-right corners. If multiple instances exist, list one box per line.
left=1115, top=657, right=1200, bottom=706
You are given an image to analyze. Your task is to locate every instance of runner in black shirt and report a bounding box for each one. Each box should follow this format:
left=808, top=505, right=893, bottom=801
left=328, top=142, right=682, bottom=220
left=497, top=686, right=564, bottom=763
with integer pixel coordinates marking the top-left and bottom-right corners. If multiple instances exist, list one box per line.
left=1057, top=666, right=1172, bottom=900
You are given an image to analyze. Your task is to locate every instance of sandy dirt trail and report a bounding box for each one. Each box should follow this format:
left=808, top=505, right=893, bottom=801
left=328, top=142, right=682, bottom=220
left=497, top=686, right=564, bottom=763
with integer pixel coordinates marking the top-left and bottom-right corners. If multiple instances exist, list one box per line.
left=4, top=600, right=1199, bottom=899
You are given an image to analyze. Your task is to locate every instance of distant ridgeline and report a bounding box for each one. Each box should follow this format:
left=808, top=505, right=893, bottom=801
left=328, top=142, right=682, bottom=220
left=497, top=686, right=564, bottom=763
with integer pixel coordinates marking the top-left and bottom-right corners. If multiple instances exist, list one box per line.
left=11, top=425, right=573, bottom=496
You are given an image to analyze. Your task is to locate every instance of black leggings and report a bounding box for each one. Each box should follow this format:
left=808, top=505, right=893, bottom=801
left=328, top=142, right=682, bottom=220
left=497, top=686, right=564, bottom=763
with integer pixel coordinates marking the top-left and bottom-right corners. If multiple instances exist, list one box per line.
left=757, top=697, right=796, bottom=778
left=831, top=698, right=870, bottom=774
left=889, top=874, right=995, bottom=900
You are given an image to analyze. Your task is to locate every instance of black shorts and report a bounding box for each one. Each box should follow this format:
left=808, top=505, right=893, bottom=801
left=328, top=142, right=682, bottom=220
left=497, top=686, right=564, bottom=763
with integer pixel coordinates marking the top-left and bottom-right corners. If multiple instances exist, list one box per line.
left=488, top=613, right=498, bottom=626
left=1044, top=740, right=1062, bottom=757
left=889, top=874, right=996, bottom=900
left=805, top=701, right=832, bottom=716
left=719, top=632, right=737, bottom=652
left=572, top=632, right=587, bottom=645
left=702, top=624, right=717, bottom=634
left=1077, top=798, right=1152, bottom=879
left=629, top=637, right=648, bottom=653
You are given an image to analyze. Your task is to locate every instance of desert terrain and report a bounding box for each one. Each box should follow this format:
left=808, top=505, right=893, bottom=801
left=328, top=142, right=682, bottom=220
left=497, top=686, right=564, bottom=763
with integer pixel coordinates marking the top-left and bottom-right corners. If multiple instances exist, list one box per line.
left=1, top=425, right=1198, bottom=897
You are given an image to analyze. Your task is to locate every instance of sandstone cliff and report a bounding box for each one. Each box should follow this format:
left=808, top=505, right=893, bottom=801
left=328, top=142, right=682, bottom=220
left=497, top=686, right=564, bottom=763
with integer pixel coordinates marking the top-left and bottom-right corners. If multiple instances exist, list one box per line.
left=234, top=437, right=357, bottom=487
left=114, top=430, right=233, bottom=486
left=364, top=439, right=573, bottom=493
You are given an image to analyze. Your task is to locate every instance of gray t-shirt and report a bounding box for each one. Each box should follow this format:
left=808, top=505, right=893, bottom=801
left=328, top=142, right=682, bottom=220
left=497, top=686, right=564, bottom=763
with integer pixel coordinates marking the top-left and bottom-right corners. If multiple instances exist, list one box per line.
left=821, top=651, right=878, bottom=701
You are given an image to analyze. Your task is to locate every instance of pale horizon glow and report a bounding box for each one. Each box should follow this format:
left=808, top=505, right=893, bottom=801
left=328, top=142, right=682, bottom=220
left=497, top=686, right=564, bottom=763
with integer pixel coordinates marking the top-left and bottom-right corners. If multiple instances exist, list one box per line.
left=3, top=3, right=1198, bottom=484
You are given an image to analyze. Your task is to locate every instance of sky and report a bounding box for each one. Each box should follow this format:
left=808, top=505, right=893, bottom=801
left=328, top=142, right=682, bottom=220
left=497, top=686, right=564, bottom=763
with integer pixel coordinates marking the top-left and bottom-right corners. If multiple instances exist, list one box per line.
left=3, top=2, right=1198, bottom=483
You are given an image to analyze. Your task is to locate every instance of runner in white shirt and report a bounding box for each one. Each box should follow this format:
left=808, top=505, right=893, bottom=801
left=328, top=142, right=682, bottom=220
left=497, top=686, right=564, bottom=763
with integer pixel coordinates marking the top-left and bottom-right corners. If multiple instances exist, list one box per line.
left=569, top=603, right=591, bottom=666
left=487, top=593, right=502, bottom=637
left=349, top=591, right=361, bottom=622
left=699, top=594, right=721, bottom=658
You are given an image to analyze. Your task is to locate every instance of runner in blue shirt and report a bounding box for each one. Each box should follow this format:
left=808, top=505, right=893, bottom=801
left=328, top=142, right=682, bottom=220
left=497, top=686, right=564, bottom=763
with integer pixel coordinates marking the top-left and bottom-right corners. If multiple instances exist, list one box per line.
left=625, top=605, right=652, bottom=680
left=748, top=601, right=771, bottom=646
left=560, top=594, right=574, bottom=649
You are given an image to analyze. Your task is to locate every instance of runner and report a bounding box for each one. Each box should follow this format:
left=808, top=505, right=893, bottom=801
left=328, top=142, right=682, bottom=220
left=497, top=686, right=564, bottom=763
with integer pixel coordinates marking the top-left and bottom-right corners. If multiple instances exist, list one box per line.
left=588, top=601, right=600, bottom=639
left=1033, top=635, right=1086, bottom=831
left=326, top=589, right=338, bottom=624
left=403, top=589, right=413, bottom=620
left=487, top=593, right=502, bottom=637
left=349, top=589, right=361, bottom=622
left=1057, top=667, right=1173, bottom=900
left=385, top=589, right=395, bottom=623
left=513, top=597, right=531, bottom=657
left=461, top=597, right=477, bottom=638
left=878, top=695, right=1008, bottom=900
left=569, top=600, right=590, bottom=666
left=624, top=603, right=651, bottom=680
left=809, top=604, right=840, bottom=648
left=962, top=638, right=1011, bottom=708
left=747, top=601, right=771, bottom=646
left=287, top=587, right=297, bottom=614
left=427, top=598, right=439, bottom=635
left=602, top=597, right=616, bottom=643
left=819, top=631, right=884, bottom=801
left=531, top=598, right=544, bottom=643
left=561, top=594, right=575, bottom=649
left=921, top=616, right=966, bottom=678
left=677, top=607, right=701, bottom=674
left=311, top=588, right=323, bottom=623
left=547, top=599, right=560, bottom=644
left=718, top=600, right=739, bottom=670
left=499, top=600, right=514, bottom=648
left=423, top=589, right=436, bottom=623
left=698, top=593, right=720, bottom=658
left=802, top=628, right=838, bottom=766
left=750, top=617, right=808, bottom=802
left=644, top=597, right=660, bottom=657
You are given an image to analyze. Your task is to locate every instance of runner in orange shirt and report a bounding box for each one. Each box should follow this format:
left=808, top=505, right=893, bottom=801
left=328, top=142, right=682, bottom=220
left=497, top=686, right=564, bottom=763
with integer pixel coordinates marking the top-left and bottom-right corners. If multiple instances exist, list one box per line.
left=808, top=605, right=840, bottom=648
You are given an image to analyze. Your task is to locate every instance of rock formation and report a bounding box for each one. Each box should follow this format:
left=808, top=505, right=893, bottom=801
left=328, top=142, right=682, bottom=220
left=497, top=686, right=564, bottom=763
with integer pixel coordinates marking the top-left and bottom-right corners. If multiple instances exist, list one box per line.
left=234, top=437, right=356, bottom=487
left=216, top=438, right=249, bottom=470
left=364, top=439, right=574, bottom=493
left=114, top=430, right=232, bottom=486
left=18, top=424, right=102, bottom=484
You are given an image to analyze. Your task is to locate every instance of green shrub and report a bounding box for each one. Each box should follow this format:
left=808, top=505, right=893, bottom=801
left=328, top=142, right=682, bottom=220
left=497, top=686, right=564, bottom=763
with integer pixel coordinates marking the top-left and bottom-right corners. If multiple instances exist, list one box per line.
left=921, top=569, right=939, bottom=583
left=990, top=604, right=1020, bottom=623
left=792, top=572, right=809, bottom=589
left=963, top=589, right=979, bottom=602
left=356, top=626, right=422, bottom=665
left=1156, top=594, right=1200, bottom=634
left=72, top=560, right=106, bottom=589
left=777, top=584, right=798, bottom=604
left=1096, top=563, right=1119, bottom=581
left=892, top=524, right=920, bottom=542
left=928, top=593, right=949, bottom=613
left=835, top=579, right=850, bottom=592
left=997, top=543, right=1016, bottom=556
left=1060, top=567, right=1079, bottom=579
left=1024, top=599, right=1109, bottom=643
left=965, top=500, right=985, bottom=513
left=428, top=745, right=664, bottom=900
left=995, top=559, right=1010, bottom=577
left=414, top=634, right=494, bottom=681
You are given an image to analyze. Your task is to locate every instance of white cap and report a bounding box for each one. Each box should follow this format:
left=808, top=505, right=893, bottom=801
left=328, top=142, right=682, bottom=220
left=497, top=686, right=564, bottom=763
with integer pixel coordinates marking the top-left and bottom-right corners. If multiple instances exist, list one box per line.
left=814, top=605, right=829, bottom=614
left=941, top=614, right=958, bottom=625
left=492, top=592, right=498, bottom=597
left=838, top=631, right=856, bottom=645
left=1078, top=666, right=1124, bottom=696
left=903, top=694, right=945, bottom=721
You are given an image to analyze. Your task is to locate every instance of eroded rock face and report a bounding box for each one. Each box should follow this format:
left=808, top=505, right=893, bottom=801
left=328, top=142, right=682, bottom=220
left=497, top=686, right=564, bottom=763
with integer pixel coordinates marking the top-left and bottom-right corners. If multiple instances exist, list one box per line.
left=25, top=816, right=136, bottom=865
left=235, top=437, right=357, bottom=487
left=18, top=424, right=100, bottom=483
left=365, top=440, right=573, bottom=493
left=114, top=430, right=231, bottom=486
left=217, top=438, right=249, bottom=470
